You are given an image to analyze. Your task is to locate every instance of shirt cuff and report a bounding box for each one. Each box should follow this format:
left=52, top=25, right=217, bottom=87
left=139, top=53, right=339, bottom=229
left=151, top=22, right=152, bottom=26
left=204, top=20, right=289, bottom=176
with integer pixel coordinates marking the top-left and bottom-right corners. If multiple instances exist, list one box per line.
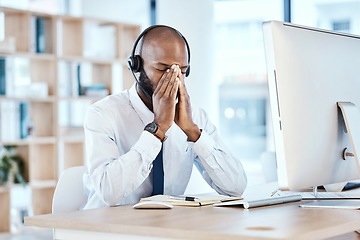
left=132, top=131, right=162, bottom=163
left=189, top=130, right=214, bottom=158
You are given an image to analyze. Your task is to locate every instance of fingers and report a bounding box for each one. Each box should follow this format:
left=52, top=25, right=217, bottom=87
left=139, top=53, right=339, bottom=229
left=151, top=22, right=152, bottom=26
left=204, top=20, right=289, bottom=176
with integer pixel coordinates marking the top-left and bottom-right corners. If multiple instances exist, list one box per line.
left=177, top=69, right=188, bottom=99
left=164, top=65, right=179, bottom=98
left=153, top=65, right=180, bottom=99
left=153, top=68, right=170, bottom=96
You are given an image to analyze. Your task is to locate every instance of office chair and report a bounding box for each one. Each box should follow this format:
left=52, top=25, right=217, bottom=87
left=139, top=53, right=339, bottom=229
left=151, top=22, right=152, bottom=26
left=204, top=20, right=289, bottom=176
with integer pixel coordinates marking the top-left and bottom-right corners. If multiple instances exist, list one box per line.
left=52, top=166, right=87, bottom=213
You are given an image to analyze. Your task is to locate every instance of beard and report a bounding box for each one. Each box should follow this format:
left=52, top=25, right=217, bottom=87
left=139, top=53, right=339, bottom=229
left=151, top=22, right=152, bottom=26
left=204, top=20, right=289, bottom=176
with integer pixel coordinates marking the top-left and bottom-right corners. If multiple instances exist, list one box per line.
left=138, top=68, right=154, bottom=99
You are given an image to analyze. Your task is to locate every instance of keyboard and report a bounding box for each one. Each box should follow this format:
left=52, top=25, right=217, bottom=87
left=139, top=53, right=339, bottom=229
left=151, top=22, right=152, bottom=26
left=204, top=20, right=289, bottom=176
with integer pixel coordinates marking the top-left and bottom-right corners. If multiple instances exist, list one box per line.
left=277, top=188, right=360, bottom=200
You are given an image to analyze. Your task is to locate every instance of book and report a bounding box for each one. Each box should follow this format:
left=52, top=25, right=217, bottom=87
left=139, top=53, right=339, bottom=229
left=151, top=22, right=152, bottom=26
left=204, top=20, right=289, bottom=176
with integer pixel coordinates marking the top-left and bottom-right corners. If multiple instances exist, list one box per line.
left=0, top=57, right=5, bottom=95
left=1, top=100, right=20, bottom=141
left=76, top=63, right=82, bottom=95
left=5, top=57, right=14, bottom=96
left=35, top=17, right=45, bottom=53
left=19, top=102, right=29, bottom=139
left=70, top=62, right=80, bottom=96
left=12, top=58, right=30, bottom=97
left=139, top=194, right=242, bottom=207
left=72, top=62, right=92, bottom=96
left=213, top=194, right=302, bottom=209
left=58, top=61, right=72, bottom=97
left=30, top=16, right=36, bottom=53
left=0, top=101, right=6, bottom=140
left=84, top=84, right=109, bottom=97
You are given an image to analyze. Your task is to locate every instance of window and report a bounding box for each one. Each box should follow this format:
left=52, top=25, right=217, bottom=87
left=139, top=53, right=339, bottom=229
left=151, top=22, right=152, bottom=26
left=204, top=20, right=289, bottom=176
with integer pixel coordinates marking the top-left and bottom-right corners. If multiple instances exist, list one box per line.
left=332, top=20, right=350, bottom=32
left=214, top=0, right=283, bottom=185
left=292, top=0, right=360, bottom=35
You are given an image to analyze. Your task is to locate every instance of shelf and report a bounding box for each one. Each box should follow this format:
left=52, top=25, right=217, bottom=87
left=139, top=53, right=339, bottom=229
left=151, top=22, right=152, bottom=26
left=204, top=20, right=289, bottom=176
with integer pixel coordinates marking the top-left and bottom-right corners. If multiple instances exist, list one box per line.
left=2, top=9, right=30, bottom=53
left=58, top=14, right=82, bottom=21
left=29, top=143, right=56, bottom=181
left=1, top=137, right=56, bottom=146
left=63, top=142, right=84, bottom=169
left=117, top=24, right=141, bottom=60
left=0, top=7, right=29, bottom=14
left=1, top=139, right=31, bottom=146
left=58, top=55, right=121, bottom=64
left=0, top=96, right=56, bottom=102
left=0, top=188, right=10, bottom=232
left=0, top=6, right=141, bottom=223
left=0, top=52, right=56, bottom=60
left=58, top=95, right=104, bottom=102
left=60, top=136, right=84, bottom=143
left=0, top=6, right=54, bottom=17
left=31, top=187, right=55, bottom=215
left=60, top=17, right=83, bottom=57
left=29, top=136, right=57, bottom=144
left=30, top=179, right=57, bottom=188
left=0, top=186, right=10, bottom=193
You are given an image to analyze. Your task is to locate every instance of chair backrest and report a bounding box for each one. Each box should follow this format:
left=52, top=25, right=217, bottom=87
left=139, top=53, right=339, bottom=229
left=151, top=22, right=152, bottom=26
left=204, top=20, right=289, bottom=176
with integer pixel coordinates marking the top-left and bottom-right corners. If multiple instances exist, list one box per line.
left=52, top=166, right=87, bottom=213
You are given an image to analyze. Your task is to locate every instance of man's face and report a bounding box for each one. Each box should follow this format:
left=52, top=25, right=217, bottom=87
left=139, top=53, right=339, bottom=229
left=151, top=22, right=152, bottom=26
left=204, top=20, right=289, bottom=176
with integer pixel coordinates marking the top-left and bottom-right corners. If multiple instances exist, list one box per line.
left=140, top=39, right=189, bottom=94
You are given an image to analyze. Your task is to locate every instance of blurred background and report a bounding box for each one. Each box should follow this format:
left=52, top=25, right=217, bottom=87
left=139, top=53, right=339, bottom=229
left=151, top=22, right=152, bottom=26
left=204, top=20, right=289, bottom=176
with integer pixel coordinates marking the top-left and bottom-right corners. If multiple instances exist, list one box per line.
left=1, top=0, right=360, bottom=238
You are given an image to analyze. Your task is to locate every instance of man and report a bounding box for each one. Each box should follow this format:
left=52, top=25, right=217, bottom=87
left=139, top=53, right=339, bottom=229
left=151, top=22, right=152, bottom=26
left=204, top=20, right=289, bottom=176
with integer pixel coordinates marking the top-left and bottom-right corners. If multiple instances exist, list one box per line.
left=82, top=25, right=247, bottom=209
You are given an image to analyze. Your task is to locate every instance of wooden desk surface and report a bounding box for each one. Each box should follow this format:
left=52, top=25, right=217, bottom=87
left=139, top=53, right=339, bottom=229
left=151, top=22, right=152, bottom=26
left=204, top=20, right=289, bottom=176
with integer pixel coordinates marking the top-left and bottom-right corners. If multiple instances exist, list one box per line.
left=25, top=201, right=360, bottom=240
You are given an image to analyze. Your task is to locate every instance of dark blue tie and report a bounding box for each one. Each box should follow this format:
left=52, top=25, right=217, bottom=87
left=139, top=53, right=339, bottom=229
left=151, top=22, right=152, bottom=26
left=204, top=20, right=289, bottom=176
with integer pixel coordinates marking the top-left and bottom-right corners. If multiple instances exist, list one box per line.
left=152, top=146, right=164, bottom=195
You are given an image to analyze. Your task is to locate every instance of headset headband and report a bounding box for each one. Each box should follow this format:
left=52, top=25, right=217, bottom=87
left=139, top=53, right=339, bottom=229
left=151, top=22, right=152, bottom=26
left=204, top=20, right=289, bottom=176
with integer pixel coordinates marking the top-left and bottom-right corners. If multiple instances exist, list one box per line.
left=130, top=25, right=191, bottom=66
left=127, top=25, right=191, bottom=99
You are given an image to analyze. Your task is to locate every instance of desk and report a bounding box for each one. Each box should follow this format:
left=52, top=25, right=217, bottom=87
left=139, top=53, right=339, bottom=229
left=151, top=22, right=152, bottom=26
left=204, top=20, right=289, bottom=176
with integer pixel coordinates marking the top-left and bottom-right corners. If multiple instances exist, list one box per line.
left=25, top=200, right=360, bottom=240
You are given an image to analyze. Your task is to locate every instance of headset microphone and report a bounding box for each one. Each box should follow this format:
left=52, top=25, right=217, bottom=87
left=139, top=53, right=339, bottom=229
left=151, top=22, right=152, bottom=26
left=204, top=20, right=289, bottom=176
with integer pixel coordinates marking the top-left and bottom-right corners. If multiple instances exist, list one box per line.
left=127, top=25, right=191, bottom=100
left=130, top=64, right=152, bottom=100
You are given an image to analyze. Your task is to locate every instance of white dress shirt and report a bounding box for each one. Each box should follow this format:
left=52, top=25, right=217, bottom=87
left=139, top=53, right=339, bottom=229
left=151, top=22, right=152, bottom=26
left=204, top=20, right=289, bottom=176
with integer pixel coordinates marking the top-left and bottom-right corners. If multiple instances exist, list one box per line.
left=82, top=84, right=247, bottom=209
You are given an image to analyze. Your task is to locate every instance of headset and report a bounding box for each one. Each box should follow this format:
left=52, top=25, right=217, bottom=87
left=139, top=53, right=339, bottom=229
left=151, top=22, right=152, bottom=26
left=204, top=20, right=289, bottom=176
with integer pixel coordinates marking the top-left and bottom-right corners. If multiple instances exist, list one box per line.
left=127, top=25, right=191, bottom=99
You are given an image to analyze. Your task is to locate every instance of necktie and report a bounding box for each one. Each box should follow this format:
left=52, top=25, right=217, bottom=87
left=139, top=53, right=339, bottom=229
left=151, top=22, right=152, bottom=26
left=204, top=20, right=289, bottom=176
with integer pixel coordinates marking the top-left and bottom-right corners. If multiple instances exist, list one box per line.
left=151, top=146, right=164, bottom=195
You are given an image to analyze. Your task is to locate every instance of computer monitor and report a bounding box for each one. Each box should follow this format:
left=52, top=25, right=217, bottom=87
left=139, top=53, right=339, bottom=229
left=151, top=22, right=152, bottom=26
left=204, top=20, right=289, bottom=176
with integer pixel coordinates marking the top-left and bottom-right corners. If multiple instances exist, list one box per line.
left=262, top=20, right=360, bottom=191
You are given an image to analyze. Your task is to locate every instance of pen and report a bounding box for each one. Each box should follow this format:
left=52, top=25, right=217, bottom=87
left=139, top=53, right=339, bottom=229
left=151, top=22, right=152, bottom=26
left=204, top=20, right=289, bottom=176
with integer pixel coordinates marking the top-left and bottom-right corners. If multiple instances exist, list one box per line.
left=270, top=189, right=280, bottom=197
left=169, top=196, right=200, bottom=202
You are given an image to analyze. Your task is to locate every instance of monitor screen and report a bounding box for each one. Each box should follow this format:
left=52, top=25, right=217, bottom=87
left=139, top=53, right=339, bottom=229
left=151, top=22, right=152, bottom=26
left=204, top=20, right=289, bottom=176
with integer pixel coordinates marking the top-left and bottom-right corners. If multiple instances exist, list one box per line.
left=262, top=20, right=360, bottom=191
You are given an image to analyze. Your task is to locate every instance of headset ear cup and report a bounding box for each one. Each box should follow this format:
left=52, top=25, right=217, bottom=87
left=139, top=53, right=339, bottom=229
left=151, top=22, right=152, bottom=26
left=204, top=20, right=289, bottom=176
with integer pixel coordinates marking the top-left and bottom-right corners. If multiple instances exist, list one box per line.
left=127, top=55, right=142, bottom=73
left=185, top=65, right=190, bottom=77
left=127, top=56, right=134, bottom=71
left=133, top=55, right=142, bottom=73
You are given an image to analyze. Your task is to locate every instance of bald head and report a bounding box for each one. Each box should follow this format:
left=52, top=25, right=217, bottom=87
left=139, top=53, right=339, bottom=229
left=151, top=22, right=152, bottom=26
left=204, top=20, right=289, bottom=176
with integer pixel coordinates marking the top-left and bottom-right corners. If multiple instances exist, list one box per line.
left=139, top=26, right=189, bottom=65
left=141, top=26, right=185, bottom=49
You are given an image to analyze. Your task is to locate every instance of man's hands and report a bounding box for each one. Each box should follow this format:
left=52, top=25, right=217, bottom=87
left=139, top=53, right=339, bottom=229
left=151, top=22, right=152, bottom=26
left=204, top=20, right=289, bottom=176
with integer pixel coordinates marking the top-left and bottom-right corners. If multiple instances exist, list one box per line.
left=152, top=65, right=201, bottom=142
left=174, top=67, right=201, bottom=142
left=152, top=65, right=179, bottom=136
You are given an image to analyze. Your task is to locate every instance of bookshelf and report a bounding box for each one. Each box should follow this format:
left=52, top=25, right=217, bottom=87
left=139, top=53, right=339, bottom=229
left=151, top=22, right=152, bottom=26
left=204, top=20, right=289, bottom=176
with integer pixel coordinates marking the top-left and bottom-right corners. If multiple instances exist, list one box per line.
left=0, top=6, right=140, bottom=232
left=0, top=187, right=10, bottom=232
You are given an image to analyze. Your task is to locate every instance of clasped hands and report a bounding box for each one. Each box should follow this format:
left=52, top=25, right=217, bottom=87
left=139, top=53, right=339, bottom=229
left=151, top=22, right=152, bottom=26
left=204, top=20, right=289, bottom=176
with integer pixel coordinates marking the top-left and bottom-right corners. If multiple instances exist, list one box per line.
left=152, top=64, right=201, bottom=142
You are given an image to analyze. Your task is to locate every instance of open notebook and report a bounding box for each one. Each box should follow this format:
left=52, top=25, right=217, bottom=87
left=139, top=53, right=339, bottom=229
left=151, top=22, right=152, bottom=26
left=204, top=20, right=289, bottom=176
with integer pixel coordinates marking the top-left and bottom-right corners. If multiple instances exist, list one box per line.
left=140, top=194, right=303, bottom=209
left=139, top=194, right=242, bottom=207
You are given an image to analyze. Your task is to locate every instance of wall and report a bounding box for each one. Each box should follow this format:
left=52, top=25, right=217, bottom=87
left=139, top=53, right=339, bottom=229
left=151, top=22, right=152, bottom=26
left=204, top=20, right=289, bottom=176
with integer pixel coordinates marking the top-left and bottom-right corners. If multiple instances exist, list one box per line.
left=82, top=0, right=150, bottom=28
left=157, top=0, right=217, bottom=123
left=157, top=0, right=216, bottom=194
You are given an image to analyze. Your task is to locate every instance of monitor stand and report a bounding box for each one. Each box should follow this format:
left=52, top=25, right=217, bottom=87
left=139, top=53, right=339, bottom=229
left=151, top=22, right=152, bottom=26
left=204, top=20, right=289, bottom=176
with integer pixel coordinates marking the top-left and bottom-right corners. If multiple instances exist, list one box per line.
left=337, top=102, right=360, bottom=170
left=310, top=102, right=360, bottom=197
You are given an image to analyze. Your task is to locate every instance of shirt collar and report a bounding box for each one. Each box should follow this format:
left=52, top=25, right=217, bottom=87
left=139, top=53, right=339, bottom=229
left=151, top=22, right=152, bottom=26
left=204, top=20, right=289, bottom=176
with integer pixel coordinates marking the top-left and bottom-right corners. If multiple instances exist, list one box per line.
left=129, top=83, right=154, bottom=125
